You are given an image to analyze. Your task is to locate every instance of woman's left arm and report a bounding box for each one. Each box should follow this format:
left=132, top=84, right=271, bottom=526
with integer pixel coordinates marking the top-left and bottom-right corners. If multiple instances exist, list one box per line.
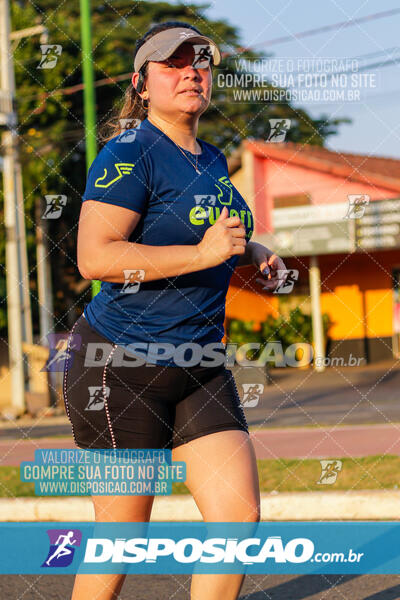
left=236, top=241, right=289, bottom=291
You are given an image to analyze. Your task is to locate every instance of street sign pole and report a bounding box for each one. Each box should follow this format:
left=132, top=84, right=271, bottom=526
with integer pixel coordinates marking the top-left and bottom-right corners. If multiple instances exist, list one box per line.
left=80, top=0, right=100, bottom=297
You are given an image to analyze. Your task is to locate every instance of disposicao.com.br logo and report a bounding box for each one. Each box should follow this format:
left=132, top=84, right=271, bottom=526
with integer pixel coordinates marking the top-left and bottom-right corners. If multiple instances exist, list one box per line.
left=0, top=522, right=383, bottom=575
left=82, top=536, right=363, bottom=566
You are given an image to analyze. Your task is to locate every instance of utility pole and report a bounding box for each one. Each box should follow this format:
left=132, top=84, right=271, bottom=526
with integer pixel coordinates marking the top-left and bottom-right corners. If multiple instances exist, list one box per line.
left=29, top=27, right=55, bottom=354
left=14, top=152, right=33, bottom=345
left=309, top=255, right=326, bottom=372
left=0, top=0, right=30, bottom=413
left=35, top=199, right=54, bottom=346
left=10, top=24, right=49, bottom=353
left=80, top=0, right=100, bottom=297
left=0, top=0, right=47, bottom=415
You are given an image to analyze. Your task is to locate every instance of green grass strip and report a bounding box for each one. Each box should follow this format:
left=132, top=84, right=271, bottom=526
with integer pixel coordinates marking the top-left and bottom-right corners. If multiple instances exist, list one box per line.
left=1, top=455, right=399, bottom=498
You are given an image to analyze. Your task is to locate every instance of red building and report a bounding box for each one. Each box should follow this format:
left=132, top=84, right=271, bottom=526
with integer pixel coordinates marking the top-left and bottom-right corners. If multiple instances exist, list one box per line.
left=226, top=140, right=400, bottom=363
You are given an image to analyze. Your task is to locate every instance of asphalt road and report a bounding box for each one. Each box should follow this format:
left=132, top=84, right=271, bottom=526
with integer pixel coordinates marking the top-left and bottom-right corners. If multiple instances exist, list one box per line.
left=235, top=359, right=400, bottom=428
left=2, top=360, right=400, bottom=464
left=2, top=573, right=400, bottom=599
left=2, top=360, right=400, bottom=443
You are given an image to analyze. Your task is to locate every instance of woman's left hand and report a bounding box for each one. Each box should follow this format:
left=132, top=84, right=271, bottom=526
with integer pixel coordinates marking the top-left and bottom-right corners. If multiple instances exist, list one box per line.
left=251, top=243, right=288, bottom=292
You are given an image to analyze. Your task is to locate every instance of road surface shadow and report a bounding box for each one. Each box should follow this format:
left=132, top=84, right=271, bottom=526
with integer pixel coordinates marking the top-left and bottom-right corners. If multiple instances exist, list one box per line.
left=2, top=574, right=400, bottom=599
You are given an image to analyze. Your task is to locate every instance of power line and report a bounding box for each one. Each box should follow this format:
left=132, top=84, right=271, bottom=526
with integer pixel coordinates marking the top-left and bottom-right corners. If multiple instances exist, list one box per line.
left=278, top=49, right=400, bottom=78
left=320, top=56, right=400, bottom=79
left=352, top=47, right=400, bottom=61
left=236, top=8, right=400, bottom=51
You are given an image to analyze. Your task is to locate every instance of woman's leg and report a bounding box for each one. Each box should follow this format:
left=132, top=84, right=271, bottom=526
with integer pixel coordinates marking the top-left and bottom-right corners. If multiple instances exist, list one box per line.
left=172, top=429, right=260, bottom=600
left=63, top=318, right=176, bottom=599
left=71, top=494, right=154, bottom=600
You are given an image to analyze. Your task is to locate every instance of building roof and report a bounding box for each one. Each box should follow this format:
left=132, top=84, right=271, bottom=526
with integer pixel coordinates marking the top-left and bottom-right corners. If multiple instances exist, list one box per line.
left=228, top=140, right=400, bottom=193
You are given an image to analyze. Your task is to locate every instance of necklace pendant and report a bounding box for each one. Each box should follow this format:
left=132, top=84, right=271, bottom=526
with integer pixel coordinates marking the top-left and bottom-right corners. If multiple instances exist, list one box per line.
left=195, top=168, right=201, bottom=174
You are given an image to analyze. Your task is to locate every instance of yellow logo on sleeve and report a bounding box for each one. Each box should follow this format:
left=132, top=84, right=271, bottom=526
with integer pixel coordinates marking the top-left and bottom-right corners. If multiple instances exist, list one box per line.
left=94, top=163, right=135, bottom=188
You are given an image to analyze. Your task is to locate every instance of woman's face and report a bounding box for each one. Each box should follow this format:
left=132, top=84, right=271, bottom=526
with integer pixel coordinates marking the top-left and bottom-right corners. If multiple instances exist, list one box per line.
left=141, top=41, right=213, bottom=119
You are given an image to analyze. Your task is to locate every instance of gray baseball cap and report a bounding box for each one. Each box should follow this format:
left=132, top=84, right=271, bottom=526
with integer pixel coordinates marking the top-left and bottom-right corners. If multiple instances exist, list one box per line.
left=134, top=27, right=221, bottom=72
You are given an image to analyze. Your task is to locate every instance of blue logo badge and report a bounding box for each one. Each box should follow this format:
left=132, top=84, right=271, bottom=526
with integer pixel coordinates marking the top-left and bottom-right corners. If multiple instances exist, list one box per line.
left=42, top=529, right=82, bottom=567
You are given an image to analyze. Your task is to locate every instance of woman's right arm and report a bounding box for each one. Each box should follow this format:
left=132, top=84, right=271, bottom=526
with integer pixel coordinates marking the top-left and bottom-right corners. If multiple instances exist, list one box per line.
left=77, top=201, right=246, bottom=283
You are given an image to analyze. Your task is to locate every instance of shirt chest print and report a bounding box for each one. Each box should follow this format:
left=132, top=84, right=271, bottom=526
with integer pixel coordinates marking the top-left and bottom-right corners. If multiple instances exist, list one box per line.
left=189, top=176, right=253, bottom=239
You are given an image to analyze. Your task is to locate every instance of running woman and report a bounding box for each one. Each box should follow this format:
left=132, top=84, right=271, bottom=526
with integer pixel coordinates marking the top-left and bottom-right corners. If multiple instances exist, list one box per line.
left=65, top=20, right=287, bottom=600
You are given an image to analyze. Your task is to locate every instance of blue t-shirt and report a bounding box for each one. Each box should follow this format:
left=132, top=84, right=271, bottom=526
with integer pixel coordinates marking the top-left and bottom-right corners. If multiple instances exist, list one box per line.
left=81, top=117, right=254, bottom=366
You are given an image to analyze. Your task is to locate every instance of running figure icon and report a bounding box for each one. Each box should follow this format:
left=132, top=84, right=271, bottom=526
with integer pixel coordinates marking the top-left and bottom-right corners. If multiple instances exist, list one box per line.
left=45, top=531, right=77, bottom=566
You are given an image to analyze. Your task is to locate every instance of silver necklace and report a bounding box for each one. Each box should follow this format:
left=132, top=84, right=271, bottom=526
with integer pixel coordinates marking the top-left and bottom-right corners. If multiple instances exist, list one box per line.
left=150, top=119, right=201, bottom=174
left=174, top=143, right=201, bottom=175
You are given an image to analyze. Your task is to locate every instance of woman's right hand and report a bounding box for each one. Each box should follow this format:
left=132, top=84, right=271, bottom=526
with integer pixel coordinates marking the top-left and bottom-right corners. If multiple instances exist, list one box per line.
left=196, top=206, right=247, bottom=268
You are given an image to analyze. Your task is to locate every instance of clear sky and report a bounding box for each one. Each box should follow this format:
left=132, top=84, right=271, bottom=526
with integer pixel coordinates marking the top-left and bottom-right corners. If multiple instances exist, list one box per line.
left=190, top=0, right=400, bottom=159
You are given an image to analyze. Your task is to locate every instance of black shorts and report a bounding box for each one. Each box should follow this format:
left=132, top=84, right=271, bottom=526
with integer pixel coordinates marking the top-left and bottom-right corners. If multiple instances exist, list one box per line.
left=62, top=314, right=248, bottom=449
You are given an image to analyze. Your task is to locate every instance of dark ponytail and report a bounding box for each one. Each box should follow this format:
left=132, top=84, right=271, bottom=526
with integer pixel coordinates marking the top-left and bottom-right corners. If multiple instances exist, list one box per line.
left=100, top=21, right=202, bottom=143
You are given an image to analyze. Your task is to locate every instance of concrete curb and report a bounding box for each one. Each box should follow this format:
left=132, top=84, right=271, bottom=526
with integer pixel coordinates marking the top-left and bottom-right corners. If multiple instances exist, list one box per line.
left=0, top=416, right=70, bottom=429
left=1, top=490, right=400, bottom=521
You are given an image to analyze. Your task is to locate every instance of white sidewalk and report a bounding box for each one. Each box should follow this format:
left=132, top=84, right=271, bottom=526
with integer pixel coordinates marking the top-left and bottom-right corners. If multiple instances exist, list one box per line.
left=1, top=490, right=400, bottom=521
